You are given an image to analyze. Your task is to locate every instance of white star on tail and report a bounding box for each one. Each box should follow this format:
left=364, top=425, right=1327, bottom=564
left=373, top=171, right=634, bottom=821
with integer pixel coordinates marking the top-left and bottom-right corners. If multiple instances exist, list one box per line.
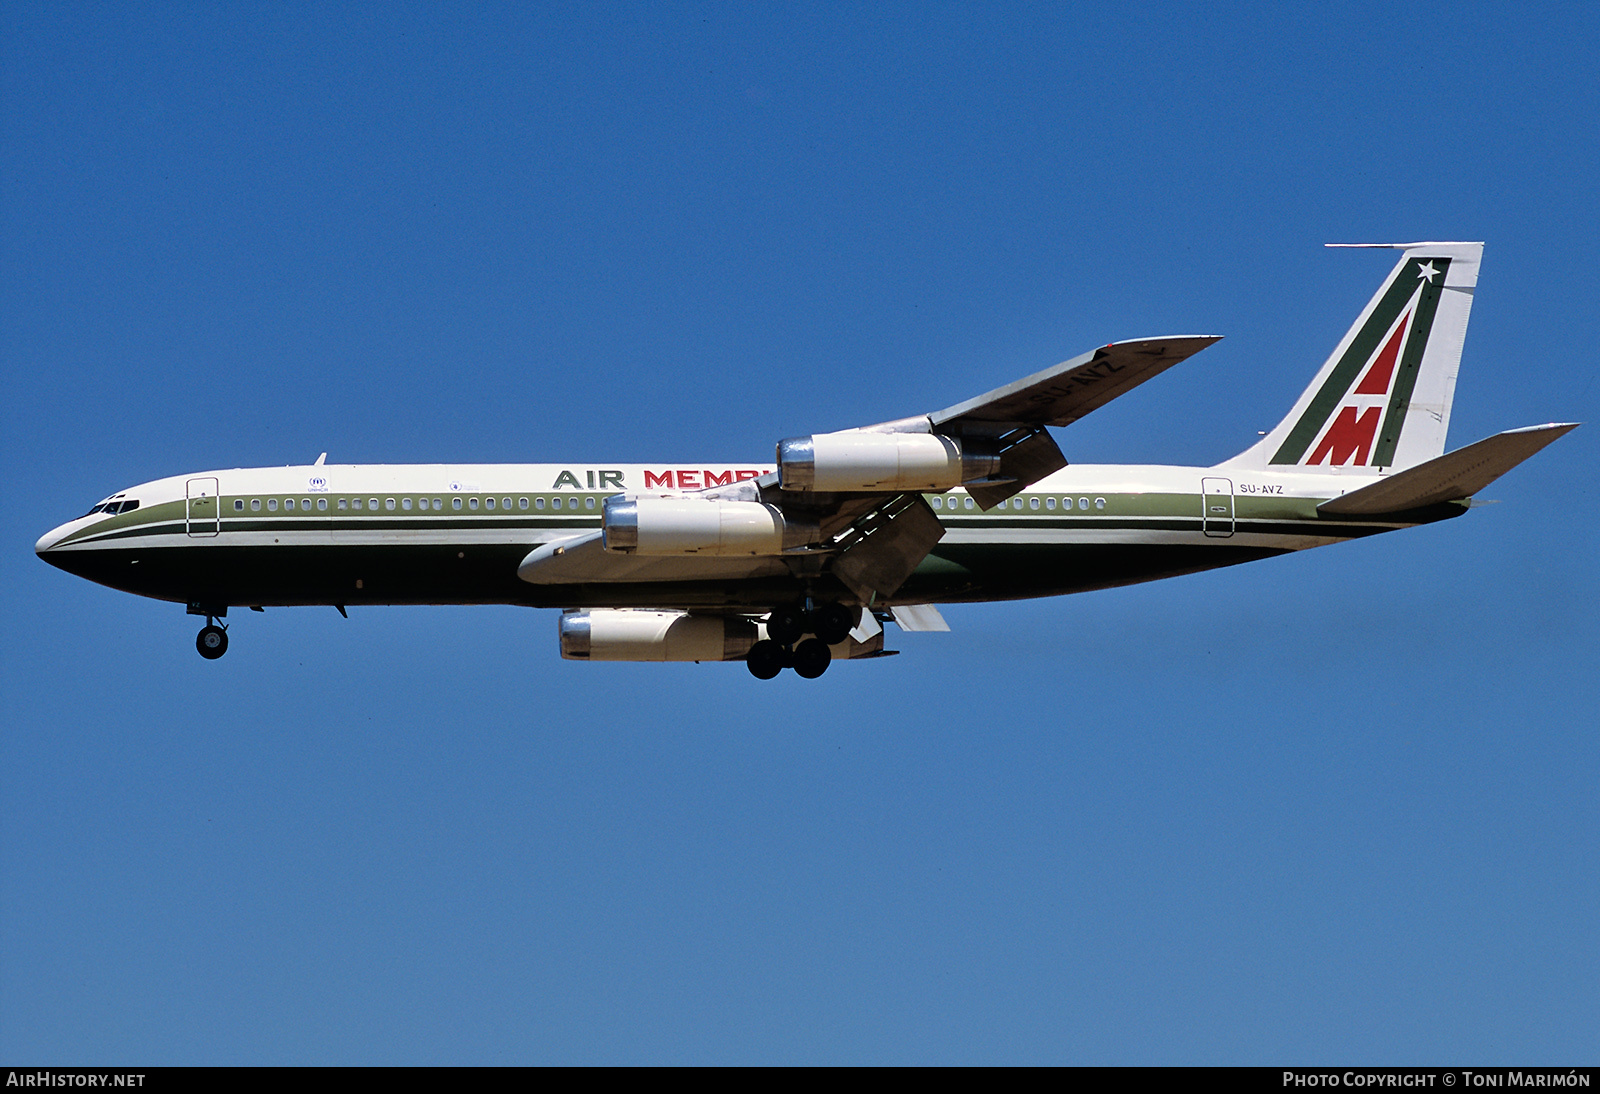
left=1417, top=261, right=1440, bottom=283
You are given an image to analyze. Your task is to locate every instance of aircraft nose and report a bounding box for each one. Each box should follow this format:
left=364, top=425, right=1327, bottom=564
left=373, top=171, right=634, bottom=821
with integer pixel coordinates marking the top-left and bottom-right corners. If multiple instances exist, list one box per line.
left=36, top=521, right=71, bottom=556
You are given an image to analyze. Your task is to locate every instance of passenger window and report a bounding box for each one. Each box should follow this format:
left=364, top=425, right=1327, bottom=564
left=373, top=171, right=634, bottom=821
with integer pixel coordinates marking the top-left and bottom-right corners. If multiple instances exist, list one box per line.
left=469, top=497, right=479, bottom=510
left=300, top=498, right=310, bottom=511
left=964, top=497, right=975, bottom=510
left=369, top=498, right=378, bottom=510
left=251, top=499, right=261, bottom=511
left=268, top=498, right=278, bottom=511
left=1012, top=498, right=1023, bottom=510
left=502, top=497, right=512, bottom=510
left=402, top=498, right=413, bottom=511
left=1078, top=497, right=1089, bottom=510
left=385, top=498, right=396, bottom=511
left=519, top=497, right=528, bottom=510
left=569, top=498, right=579, bottom=511
left=1046, top=497, right=1057, bottom=510
left=433, top=498, right=442, bottom=511
left=535, top=497, right=545, bottom=510
left=486, top=497, right=496, bottom=510
left=1029, top=497, right=1040, bottom=510
left=932, top=497, right=943, bottom=509
left=1095, top=497, right=1106, bottom=510
left=234, top=500, right=244, bottom=511
left=585, top=497, right=595, bottom=510
left=452, top=498, right=462, bottom=511
left=337, top=498, right=347, bottom=511
left=352, top=498, right=362, bottom=510
left=317, top=498, right=328, bottom=511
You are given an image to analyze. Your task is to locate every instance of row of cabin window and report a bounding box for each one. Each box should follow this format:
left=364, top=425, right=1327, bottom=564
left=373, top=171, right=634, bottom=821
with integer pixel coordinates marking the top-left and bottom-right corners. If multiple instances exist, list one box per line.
left=231, top=496, right=598, bottom=513
left=930, top=495, right=1106, bottom=512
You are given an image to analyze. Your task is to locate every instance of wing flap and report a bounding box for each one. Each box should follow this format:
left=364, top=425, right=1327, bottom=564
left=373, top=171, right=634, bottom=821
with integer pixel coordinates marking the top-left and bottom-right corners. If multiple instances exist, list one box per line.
left=890, top=604, right=950, bottom=632
left=965, top=428, right=1068, bottom=509
left=831, top=494, right=947, bottom=602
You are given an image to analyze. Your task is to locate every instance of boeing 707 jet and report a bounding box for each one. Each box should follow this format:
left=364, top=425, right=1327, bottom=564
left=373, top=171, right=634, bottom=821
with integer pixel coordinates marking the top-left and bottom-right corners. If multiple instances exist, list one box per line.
left=36, top=242, right=1574, bottom=679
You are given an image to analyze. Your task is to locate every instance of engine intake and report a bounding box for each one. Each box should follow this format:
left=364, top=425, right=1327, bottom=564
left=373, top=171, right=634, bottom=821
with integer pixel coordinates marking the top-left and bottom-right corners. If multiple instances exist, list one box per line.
left=777, top=431, right=1000, bottom=491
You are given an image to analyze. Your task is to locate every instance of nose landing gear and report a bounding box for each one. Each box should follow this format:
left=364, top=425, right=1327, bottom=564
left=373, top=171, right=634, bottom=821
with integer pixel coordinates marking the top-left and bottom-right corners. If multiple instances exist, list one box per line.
left=196, top=620, right=228, bottom=659
left=188, top=603, right=230, bottom=659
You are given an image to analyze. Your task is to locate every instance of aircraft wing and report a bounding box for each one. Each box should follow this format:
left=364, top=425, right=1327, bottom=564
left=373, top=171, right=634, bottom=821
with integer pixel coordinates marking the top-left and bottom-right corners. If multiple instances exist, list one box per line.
left=762, top=335, right=1219, bottom=598
left=917, top=335, right=1220, bottom=508
left=928, top=336, right=1222, bottom=431
left=519, top=335, right=1221, bottom=606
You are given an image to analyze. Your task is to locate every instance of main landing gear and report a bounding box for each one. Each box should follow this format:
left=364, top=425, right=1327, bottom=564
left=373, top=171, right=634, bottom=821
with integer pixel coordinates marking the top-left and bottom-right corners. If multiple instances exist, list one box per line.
left=746, top=636, right=832, bottom=680
left=746, top=602, right=855, bottom=680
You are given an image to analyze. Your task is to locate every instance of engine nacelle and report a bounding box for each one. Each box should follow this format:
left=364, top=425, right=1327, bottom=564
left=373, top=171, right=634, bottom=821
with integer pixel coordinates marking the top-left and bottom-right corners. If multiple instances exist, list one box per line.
left=602, top=495, right=818, bottom=555
left=776, top=430, right=1000, bottom=491
left=559, top=610, right=758, bottom=662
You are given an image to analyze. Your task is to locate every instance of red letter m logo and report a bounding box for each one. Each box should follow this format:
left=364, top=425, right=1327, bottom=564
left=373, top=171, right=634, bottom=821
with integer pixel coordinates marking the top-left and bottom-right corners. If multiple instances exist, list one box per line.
left=1307, top=405, right=1381, bottom=466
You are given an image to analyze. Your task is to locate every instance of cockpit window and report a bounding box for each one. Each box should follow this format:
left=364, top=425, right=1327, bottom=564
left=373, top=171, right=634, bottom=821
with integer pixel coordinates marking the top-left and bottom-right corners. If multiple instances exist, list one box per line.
left=87, top=498, right=140, bottom=517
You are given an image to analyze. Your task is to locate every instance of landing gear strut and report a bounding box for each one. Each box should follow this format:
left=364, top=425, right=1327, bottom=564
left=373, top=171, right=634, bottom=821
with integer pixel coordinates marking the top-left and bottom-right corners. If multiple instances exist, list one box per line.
left=196, top=621, right=228, bottom=659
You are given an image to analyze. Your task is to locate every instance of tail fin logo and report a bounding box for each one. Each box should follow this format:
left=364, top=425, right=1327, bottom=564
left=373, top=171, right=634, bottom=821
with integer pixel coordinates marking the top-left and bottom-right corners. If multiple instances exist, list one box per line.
left=1271, top=256, right=1451, bottom=468
left=1304, top=308, right=1410, bottom=465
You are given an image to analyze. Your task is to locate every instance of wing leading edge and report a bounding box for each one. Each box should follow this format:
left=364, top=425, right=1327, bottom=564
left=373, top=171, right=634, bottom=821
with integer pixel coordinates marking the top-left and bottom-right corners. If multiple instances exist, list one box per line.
left=929, top=336, right=1223, bottom=431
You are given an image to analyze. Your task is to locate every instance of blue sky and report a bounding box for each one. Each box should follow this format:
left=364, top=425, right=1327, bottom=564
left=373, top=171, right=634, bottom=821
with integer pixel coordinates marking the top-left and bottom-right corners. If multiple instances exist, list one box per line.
left=3, top=1, right=1596, bottom=1064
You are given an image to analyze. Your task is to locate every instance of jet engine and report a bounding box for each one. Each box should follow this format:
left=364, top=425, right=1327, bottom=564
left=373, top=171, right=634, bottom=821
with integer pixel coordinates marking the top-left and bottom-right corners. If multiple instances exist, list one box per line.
left=602, top=496, right=818, bottom=555
left=559, top=610, right=758, bottom=661
left=776, top=430, right=1000, bottom=491
left=558, top=609, right=888, bottom=664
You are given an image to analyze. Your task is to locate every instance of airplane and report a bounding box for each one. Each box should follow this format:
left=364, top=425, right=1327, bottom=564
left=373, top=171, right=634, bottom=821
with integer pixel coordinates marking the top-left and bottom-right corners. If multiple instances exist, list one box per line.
left=36, top=242, right=1575, bottom=680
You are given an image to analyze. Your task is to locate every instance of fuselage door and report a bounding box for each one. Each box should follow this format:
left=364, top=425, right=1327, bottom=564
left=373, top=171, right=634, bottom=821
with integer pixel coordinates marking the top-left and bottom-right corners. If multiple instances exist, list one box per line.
left=186, top=477, right=220, bottom=538
left=1201, top=476, right=1234, bottom=538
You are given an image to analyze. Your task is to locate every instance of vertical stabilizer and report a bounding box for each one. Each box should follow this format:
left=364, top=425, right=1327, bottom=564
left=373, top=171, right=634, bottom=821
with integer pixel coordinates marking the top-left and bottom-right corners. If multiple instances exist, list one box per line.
left=1222, top=242, right=1482, bottom=473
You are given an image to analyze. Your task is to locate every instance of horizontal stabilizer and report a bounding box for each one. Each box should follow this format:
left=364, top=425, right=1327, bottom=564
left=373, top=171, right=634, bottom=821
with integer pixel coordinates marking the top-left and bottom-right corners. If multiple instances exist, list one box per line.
left=1317, top=423, right=1577, bottom=515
